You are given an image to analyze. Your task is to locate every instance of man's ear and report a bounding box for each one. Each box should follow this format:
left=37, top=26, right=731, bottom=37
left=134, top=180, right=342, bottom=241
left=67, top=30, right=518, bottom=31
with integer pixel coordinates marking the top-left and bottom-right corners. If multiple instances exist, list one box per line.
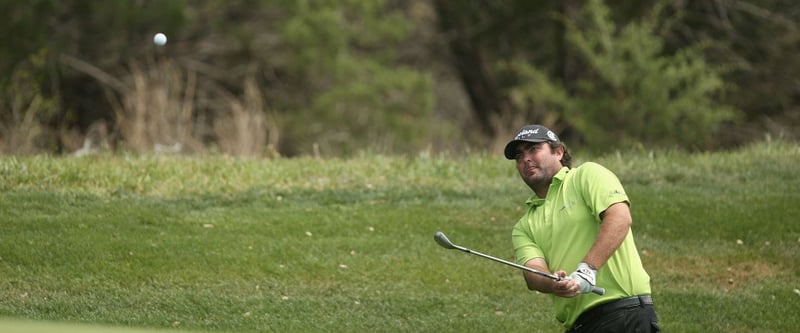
left=554, top=144, right=565, bottom=159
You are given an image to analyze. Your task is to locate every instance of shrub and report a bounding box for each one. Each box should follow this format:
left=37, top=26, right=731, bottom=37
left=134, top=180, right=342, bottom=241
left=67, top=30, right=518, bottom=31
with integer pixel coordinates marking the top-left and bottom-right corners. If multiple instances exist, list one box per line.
left=504, top=0, right=738, bottom=151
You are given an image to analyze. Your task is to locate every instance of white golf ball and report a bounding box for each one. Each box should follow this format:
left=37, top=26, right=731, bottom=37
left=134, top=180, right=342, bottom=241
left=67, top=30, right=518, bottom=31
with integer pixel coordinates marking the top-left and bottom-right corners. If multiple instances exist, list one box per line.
left=153, top=33, right=167, bottom=46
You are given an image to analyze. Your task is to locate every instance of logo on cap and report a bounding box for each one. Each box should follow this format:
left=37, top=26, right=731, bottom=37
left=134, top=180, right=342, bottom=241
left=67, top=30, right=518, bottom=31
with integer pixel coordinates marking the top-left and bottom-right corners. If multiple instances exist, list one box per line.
left=515, top=128, right=539, bottom=140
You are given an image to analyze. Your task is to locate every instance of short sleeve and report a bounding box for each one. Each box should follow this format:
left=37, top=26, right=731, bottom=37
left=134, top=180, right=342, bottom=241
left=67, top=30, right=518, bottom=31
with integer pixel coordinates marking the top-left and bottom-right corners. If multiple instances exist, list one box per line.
left=512, top=218, right=545, bottom=266
left=575, top=162, right=630, bottom=220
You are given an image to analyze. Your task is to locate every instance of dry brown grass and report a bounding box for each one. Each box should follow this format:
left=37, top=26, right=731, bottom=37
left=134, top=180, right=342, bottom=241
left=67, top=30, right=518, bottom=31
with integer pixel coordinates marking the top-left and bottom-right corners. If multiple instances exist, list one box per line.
left=0, top=54, right=59, bottom=155
left=110, top=58, right=202, bottom=154
left=0, top=95, right=49, bottom=155
left=57, top=53, right=279, bottom=157
left=213, top=76, right=280, bottom=158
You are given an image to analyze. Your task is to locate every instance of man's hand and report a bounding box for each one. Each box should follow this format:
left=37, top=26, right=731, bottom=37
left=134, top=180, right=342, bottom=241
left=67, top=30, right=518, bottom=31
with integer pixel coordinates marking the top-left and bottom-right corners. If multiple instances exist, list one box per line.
left=569, top=262, right=597, bottom=294
left=549, top=271, right=580, bottom=298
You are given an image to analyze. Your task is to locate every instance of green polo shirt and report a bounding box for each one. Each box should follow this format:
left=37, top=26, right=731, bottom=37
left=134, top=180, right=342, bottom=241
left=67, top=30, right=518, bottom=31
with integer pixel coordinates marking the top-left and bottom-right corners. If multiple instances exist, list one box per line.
left=512, top=162, right=651, bottom=328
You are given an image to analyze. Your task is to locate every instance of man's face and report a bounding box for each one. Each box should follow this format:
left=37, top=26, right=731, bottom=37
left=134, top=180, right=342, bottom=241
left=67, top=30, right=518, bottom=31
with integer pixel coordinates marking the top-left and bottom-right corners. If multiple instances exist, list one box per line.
left=514, top=142, right=564, bottom=190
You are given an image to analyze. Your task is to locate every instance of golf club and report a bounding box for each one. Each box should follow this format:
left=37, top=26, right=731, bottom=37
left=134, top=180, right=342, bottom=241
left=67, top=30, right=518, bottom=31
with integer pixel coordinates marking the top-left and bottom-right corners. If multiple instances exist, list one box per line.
left=434, top=231, right=605, bottom=295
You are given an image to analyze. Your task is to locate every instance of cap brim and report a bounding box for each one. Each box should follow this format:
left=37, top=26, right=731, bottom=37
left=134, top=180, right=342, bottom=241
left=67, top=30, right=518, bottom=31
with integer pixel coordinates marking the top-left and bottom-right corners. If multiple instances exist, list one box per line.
left=503, top=139, right=547, bottom=159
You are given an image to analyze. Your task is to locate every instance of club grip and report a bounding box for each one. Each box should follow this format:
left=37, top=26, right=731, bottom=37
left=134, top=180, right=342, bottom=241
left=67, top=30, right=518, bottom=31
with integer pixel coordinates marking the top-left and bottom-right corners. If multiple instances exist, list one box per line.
left=592, top=286, right=606, bottom=295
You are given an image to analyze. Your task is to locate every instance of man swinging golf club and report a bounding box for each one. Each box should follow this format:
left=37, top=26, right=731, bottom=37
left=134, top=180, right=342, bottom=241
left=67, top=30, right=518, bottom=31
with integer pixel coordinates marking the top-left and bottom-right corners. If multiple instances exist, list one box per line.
left=505, top=125, right=660, bottom=332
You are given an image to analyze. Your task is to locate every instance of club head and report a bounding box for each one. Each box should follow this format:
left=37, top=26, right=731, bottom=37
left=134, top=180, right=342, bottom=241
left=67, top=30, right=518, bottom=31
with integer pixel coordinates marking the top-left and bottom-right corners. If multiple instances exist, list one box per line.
left=433, top=231, right=457, bottom=250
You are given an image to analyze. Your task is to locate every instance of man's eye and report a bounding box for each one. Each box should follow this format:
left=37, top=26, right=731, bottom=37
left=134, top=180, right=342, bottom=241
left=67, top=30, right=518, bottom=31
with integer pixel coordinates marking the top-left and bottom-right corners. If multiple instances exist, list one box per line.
left=529, top=144, right=544, bottom=152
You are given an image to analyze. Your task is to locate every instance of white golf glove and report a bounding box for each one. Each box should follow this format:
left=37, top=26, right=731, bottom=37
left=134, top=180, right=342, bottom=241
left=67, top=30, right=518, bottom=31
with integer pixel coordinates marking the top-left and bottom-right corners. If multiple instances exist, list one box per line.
left=569, top=262, right=597, bottom=294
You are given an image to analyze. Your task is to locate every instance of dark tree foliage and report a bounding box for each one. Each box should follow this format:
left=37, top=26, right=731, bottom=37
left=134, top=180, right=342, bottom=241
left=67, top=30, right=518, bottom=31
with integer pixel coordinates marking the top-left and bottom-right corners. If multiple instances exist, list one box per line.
left=433, top=0, right=798, bottom=149
left=0, top=0, right=796, bottom=155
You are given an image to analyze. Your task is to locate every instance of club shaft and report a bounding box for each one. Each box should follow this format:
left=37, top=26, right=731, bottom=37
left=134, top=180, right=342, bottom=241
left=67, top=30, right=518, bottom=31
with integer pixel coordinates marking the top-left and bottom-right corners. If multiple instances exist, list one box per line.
left=458, top=247, right=560, bottom=280
left=451, top=242, right=606, bottom=295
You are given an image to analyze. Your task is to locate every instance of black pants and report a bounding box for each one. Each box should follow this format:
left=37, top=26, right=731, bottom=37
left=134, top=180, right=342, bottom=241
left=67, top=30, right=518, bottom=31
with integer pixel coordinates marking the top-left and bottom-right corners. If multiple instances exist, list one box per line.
left=566, top=295, right=660, bottom=333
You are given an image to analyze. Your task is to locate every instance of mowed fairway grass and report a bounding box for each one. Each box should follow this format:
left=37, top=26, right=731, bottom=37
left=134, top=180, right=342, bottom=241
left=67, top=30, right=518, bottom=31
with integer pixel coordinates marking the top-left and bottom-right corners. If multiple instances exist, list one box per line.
left=1, top=141, right=798, bottom=333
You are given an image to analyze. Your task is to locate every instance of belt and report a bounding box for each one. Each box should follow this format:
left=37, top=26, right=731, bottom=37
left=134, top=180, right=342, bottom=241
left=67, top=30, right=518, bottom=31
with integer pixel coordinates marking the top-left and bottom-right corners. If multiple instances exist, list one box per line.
left=569, top=295, right=653, bottom=331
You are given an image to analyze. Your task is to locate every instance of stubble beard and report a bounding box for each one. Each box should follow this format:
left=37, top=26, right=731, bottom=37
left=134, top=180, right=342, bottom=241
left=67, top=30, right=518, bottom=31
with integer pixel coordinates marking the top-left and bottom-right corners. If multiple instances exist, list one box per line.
left=521, top=167, right=550, bottom=192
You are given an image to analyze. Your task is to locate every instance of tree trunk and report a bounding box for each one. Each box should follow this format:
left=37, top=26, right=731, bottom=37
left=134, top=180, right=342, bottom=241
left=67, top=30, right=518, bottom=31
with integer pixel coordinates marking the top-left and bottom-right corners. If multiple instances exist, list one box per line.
left=432, top=0, right=504, bottom=137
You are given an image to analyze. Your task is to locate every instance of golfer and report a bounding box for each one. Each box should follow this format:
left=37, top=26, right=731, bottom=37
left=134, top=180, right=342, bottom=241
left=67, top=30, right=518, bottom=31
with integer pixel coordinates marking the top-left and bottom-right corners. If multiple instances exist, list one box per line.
left=505, top=125, right=660, bottom=332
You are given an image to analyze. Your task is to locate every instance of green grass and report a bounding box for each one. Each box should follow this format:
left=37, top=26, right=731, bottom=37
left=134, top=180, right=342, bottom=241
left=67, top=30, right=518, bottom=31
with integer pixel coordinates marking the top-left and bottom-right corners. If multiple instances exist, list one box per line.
left=1, top=141, right=799, bottom=332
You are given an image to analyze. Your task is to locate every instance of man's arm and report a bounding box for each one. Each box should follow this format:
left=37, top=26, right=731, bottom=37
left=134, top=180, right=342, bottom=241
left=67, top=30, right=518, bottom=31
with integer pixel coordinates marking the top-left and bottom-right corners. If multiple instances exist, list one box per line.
left=581, top=202, right=632, bottom=269
left=523, top=258, right=580, bottom=297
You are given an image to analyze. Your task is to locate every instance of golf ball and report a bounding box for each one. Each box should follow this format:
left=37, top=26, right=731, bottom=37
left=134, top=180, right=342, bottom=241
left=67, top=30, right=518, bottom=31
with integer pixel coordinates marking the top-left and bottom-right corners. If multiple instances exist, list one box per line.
left=153, top=33, right=167, bottom=46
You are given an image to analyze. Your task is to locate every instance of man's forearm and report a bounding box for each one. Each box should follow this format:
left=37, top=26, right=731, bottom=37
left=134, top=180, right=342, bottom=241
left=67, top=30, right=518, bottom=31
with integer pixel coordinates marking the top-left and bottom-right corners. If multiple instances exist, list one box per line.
left=522, top=258, right=556, bottom=292
left=523, top=271, right=556, bottom=293
left=523, top=263, right=581, bottom=297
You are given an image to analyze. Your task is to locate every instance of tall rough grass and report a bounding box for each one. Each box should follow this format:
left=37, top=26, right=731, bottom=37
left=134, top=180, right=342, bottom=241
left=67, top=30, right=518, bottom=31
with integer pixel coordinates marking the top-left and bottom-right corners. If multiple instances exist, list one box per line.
left=5, top=54, right=279, bottom=157
left=0, top=51, right=59, bottom=155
